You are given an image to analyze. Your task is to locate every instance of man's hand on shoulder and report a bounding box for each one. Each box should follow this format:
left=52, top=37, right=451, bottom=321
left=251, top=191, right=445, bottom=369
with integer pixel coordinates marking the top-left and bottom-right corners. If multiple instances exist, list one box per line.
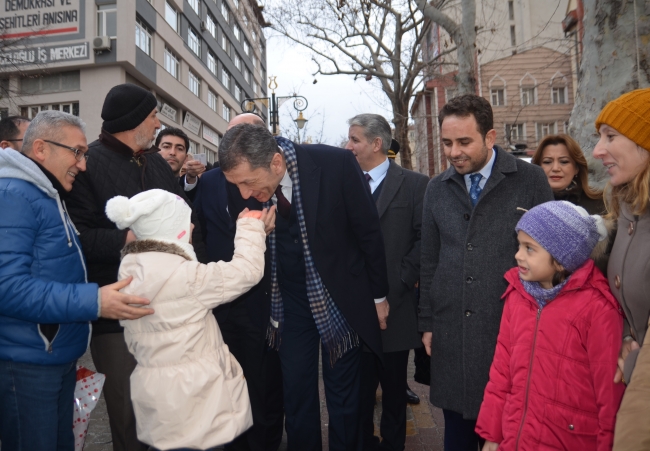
left=99, top=276, right=154, bottom=320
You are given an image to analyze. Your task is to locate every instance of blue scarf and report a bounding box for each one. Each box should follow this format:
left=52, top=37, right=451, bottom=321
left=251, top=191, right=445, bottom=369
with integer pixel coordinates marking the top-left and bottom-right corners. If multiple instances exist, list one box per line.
left=521, top=277, right=570, bottom=309
left=266, top=137, right=359, bottom=366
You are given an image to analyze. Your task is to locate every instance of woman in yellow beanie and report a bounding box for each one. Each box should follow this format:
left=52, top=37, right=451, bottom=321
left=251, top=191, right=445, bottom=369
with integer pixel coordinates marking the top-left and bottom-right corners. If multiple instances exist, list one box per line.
left=593, top=87, right=650, bottom=451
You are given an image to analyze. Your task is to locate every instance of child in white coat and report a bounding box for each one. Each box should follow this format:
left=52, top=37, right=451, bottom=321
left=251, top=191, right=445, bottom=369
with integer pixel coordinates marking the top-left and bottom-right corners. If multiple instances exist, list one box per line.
left=105, top=189, right=273, bottom=451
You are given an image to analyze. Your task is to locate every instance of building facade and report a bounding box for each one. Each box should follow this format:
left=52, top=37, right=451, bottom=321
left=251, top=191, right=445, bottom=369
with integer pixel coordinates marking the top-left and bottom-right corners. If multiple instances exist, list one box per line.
left=0, top=0, right=268, bottom=164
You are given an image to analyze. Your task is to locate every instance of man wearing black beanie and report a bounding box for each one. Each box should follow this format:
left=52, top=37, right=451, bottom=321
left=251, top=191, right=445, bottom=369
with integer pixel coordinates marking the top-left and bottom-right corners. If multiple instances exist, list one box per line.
left=66, top=83, right=206, bottom=451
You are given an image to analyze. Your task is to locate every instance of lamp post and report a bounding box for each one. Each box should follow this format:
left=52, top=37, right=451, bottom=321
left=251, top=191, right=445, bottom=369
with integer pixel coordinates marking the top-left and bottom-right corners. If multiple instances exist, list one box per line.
left=240, top=76, right=309, bottom=136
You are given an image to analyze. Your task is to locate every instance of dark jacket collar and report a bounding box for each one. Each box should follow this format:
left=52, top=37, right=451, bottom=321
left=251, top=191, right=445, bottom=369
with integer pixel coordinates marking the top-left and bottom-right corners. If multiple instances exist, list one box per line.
left=441, top=145, right=516, bottom=182
left=31, top=159, right=69, bottom=199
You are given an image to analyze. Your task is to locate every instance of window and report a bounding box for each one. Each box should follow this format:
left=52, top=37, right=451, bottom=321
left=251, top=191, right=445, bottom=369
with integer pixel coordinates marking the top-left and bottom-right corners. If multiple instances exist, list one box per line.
left=233, top=24, right=241, bottom=41
left=97, top=4, right=117, bottom=38
left=508, top=0, right=514, bottom=20
left=221, top=1, right=230, bottom=22
left=189, top=71, right=200, bottom=97
left=206, top=14, right=216, bottom=38
left=490, top=89, right=504, bottom=106
left=21, top=102, right=79, bottom=118
left=220, top=31, right=229, bottom=54
left=188, top=0, right=199, bottom=16
left=234, top=53, right=241, bottom=71
left=207, top=51, right=217, bottom=74
left=243, top=40, right=250, bottom=56
left=165, top=1, right=178, bottom=32
left=505, top=123, right=524, bottom=142
left=208, top=90, right=218, bottom=111
left=243, top=14, right=249, bottom=28
left=136, top=18, right=152, bottom=56
left=521, top=87, right=536, bottom=105
left=445, top=87, right=458, bottom=101
left=164, top=46, right=180, bottom=79
left=188, top=140, right=198, bottom=154
left=252, top=55, right=257, bottom=70
left=234, top=84, right=242, bottom=101
left=252, top=80, right=259, bottom=95
left=252, top=30, right=257, bottom=42
left=20, top=71, right=80, bottom=94
left=232, top=0, right=239, bottom=9
left=222, top=103, right=231, bottom=121
left=536, top=122, right=557, bottom=140
left=510, top=25, right=516, bottom=46
left=552, top=87, right=566, bottom=104
left=244, top=69, right=250, bottom=84
left=221, top=68, right=230, bottom=88
left=188, top=27, right=201, bottom=56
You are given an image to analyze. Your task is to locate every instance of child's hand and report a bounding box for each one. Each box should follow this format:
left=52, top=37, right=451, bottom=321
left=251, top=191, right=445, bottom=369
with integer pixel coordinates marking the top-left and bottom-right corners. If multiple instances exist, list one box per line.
left=482, top=440, right=499, bottom=451
left=238, top=206, right=276, bottom=235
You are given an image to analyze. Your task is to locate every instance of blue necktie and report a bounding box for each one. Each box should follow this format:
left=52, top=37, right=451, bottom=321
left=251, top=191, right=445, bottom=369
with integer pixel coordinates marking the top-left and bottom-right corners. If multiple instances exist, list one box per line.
left=469, top=173, right=483, bottom=207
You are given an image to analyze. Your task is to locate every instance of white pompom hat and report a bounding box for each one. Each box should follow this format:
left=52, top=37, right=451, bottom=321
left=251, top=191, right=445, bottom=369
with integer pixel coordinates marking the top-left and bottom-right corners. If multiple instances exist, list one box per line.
left=105, top=189, right=196, bottom=260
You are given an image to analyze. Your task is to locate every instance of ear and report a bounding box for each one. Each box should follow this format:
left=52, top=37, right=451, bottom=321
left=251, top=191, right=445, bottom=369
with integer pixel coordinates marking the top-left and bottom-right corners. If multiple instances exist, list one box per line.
left=373, top=137, right=383, bottom=154
left=552, top=260, right=565, bottom=273
left=270, top=152, right=284, bottom=174
left=484, top=129, right=497, bottom=150
left=0, top=140, right=10, bottom=149
left=30, top=139, right=48, bottom=163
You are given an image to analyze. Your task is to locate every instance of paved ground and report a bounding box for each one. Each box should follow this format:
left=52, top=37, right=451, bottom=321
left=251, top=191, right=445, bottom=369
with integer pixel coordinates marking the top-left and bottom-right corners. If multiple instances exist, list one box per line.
left=80, top=350, right=444, bottom=451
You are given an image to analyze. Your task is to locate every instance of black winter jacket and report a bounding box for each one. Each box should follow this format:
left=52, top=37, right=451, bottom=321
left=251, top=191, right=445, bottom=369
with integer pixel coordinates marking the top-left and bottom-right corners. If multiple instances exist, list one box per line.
left=67, top=131, right=206, bottom=335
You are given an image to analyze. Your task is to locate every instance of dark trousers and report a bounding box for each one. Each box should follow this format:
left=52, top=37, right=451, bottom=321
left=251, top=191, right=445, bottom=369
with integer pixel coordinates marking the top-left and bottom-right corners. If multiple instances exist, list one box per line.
left=90, top=332, right=149, bottom=451
left=359, top=350, right=409, bottom=451
left=217, top=300, right=284, bottom=451
left=442, top=409, right=484, bottom=451
left=278, top=288, right=362, bottom=451
left=0, top=359, right=76, bottom=451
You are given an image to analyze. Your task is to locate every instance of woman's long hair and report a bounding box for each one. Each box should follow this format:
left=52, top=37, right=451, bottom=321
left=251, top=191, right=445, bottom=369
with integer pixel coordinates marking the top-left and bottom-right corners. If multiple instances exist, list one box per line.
left=604, top=148, right=650, bottom=220
left=532, top=134, right=601, bottom=200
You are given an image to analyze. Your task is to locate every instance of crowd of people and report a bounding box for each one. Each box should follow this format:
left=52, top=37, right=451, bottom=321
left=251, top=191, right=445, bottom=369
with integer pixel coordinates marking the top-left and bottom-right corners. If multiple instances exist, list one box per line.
left=0, top=83, right=648, bottom=451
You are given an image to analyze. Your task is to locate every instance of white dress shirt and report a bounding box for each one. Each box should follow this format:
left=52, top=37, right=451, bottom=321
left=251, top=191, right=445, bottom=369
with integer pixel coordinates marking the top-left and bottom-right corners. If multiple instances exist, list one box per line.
left=271, top=170, right=293, bottom=204
left=364, top=158, right=389, bottom=194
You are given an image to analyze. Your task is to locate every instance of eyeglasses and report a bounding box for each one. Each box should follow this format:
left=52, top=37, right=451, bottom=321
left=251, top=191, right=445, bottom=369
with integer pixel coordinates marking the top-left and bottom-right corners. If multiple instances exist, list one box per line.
left=6, top=139, right=22, bottom=142
left=43, top=139, right=89, bottom=162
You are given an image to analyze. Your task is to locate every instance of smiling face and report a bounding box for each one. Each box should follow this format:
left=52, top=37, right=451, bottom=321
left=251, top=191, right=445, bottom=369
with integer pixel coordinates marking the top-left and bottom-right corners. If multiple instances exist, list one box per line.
left=539, top=143, right=579, bottom=192
left=158, top=135, right=188, bottom=175
left=593, top=124, right=650, bottom=187
left=441, top=114, right=496, bottom=175
left=223, top=154, right=285, bottom=202
left=515, top=231, right=563, bottom=289
left=39, top=125, right=88, bottom=191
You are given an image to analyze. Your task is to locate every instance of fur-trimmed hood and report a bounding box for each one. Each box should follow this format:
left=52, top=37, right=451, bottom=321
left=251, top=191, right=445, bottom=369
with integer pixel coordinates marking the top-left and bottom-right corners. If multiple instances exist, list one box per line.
left=121, top=239, right=194, bottom=261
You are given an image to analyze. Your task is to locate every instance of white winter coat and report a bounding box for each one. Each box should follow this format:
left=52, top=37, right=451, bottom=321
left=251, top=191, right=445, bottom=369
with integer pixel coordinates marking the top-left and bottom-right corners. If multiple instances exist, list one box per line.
left=118, top=218, right=266, bottom=450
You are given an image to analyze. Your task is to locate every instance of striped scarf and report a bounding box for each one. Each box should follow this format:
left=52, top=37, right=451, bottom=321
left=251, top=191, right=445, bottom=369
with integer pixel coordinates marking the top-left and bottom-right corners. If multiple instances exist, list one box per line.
left=266, top=137, right=359, bottom=366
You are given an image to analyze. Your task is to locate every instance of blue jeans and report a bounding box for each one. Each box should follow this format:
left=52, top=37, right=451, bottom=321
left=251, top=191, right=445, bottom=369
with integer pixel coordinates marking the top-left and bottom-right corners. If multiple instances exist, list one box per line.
left=0, top=359, right=77, bottom=451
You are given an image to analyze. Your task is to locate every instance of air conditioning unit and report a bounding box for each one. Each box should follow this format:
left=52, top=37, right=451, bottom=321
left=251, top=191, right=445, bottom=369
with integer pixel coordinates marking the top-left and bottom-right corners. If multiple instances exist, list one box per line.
left=93, top=36, right=111, bottom=52
left=200, top=21, right=207, bottom=31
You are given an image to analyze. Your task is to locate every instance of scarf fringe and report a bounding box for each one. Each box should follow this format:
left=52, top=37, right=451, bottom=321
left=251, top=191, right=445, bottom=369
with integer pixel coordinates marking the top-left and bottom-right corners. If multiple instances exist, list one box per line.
left=267, top=324, right=281, bottom=350
left=325, top=331, right=360, bottom=368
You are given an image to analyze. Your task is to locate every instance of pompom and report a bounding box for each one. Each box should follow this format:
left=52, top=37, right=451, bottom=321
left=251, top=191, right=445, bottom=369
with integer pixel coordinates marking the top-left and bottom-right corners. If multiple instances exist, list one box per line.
left=105, top=196, right=133, bottom=230
left=592, top=214, right=608, bottom=242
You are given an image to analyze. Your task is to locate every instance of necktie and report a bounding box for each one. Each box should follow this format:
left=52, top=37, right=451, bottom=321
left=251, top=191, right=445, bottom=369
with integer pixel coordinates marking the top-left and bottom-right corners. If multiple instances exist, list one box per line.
left=469, top=173, right=483, bottom=207
left=275, top=185, right=291, bottom=219
left=364, top=172, right=372, bottom=191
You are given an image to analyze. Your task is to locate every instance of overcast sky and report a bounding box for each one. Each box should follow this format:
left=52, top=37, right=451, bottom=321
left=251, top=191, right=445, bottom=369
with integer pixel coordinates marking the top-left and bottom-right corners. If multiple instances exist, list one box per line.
left=264, top=31, right=393, bottom=146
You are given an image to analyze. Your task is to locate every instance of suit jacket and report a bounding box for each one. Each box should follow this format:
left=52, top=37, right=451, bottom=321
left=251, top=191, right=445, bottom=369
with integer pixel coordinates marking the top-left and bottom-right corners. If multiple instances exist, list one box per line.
left=193, top=168, right=269, bottom=329
left=375, top=160, right=429, bottom=353
left=418, top=148, right=554, bottom=419
left=228, top=142, right=389, bottom=357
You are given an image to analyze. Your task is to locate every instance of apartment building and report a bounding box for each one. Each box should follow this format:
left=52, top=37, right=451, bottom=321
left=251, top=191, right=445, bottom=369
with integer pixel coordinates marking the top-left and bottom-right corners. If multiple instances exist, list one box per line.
left=0, top=0, right=268, bottom=164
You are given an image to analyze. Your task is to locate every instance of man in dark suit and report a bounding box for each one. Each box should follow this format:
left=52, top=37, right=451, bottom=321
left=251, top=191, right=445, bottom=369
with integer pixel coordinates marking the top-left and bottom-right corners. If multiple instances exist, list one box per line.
left=418, top=94, right=553, bottom=450
left=193, top=113, right=284, bottom=451
left=155, top=127, right=205, bottom=202
left=346, top=114, right=429, bottom=451
left=219, top=124, right=389, bottom=451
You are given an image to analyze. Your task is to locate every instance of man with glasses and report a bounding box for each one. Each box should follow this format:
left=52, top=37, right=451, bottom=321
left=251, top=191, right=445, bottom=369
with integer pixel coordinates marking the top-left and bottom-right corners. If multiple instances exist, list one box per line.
left=0, top=115, right=30, bottom=151
left=66, top=83, right=206, bottom=451
left=0, top=111, right=154, bottom=451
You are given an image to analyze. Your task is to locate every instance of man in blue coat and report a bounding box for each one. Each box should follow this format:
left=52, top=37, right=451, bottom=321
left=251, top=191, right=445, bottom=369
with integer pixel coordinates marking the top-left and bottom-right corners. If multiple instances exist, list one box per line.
left=219, top=124, right=389, bottom=451
left=0, top=111, right=153, bottom=451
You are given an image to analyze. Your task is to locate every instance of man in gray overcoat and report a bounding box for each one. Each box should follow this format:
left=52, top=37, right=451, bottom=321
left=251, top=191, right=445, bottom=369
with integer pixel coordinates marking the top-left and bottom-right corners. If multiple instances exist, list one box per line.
left=346, top=114, right=429, bottom=451
left=418, top=95, right=553, bottom=450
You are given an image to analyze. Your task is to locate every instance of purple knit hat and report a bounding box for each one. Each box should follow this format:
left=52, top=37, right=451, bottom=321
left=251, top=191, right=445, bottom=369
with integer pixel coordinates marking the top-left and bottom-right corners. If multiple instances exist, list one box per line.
left=515, top=201, right=607, bottom=272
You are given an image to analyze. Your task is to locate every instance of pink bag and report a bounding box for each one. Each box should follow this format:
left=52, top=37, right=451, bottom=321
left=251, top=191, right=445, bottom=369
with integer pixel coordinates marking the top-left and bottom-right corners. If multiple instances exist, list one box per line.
left=73, top=366, right=106, bottom=450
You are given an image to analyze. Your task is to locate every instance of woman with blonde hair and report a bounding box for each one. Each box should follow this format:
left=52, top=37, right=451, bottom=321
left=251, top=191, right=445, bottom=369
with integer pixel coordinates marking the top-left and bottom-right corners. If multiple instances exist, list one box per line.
left=532, top=133, right=605, bottom=214
left=592, top=87, right=650, bottom=451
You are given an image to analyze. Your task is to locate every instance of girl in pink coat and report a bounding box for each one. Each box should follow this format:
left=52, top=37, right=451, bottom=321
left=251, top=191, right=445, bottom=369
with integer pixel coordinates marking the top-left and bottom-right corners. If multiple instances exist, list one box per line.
left=476, top=201, right=625, bottom=451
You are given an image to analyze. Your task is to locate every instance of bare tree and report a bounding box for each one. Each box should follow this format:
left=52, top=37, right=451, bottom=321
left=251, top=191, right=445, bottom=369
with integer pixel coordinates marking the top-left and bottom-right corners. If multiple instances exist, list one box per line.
left=414, top=0, right=477, bottom=95
left=570, top=0, right=649, bottom=183
left=265, top=0, right=445, bottom=169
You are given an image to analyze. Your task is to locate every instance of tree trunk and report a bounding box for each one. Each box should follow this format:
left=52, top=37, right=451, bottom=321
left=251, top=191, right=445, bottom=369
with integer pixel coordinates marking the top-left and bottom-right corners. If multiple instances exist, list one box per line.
left=393, top=101, right=412, bottom=169
left=455, top=0, right=477, bottom=95
left=570, top=0, right=649, bottom=184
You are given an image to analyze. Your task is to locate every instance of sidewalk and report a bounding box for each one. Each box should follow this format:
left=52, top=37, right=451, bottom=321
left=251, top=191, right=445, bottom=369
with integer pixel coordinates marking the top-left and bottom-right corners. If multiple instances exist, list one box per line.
left=81, top=350, right=445, bottom=451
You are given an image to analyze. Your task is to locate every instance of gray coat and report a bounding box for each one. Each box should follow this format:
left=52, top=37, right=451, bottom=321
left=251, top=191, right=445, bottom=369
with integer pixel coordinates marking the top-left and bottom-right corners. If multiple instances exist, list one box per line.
left=418, top=149, right=553, bottom=419
left=376, top=160, right=429, bottom=352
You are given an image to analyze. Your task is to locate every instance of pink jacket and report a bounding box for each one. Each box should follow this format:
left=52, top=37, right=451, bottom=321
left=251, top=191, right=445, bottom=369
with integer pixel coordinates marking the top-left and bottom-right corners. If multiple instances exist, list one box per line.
left=476, top=260, right=625, bottom=451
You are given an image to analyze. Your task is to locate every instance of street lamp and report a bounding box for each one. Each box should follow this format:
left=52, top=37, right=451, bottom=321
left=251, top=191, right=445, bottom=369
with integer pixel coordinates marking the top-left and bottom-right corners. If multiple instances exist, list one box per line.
left=240, top=76, right=308, bottom=136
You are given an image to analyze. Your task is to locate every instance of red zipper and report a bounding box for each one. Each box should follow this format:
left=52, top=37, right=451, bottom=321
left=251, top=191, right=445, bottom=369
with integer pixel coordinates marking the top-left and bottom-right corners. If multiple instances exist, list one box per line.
left=515, top=307, right=542, bottom=451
